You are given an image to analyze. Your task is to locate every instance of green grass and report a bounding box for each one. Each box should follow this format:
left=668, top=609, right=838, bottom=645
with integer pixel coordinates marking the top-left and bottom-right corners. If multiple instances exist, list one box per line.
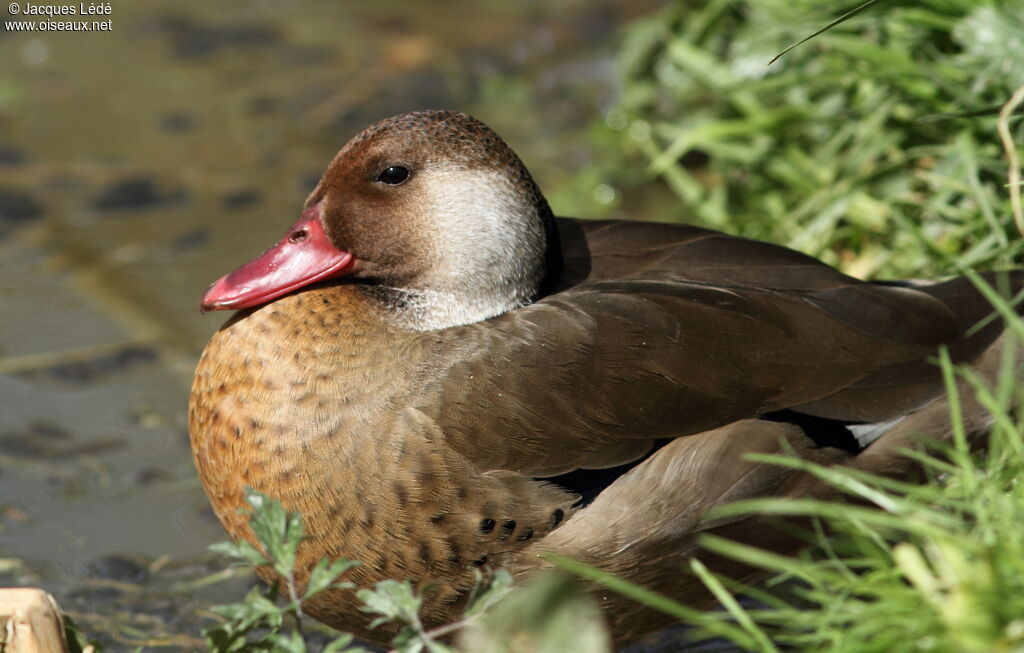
left=587, top=0, right=1024, bottom=279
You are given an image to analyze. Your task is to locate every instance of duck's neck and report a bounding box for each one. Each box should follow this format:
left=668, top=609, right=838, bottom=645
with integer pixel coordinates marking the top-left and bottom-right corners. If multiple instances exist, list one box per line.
left=355, top=212, right=564, bottom=332
left=358, top=285, right=532, bottom=331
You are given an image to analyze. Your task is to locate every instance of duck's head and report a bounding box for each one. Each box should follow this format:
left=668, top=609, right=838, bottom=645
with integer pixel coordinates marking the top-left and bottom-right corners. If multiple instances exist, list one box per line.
left=201, top=110, right=559, bottom=330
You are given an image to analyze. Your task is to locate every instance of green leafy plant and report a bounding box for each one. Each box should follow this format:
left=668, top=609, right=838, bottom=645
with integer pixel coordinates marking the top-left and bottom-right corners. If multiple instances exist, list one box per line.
left=204, top=490, right=528, bottom=653
left=457, top=572, right=610, bottom=653
left=205, top=490, right=364, bottom=652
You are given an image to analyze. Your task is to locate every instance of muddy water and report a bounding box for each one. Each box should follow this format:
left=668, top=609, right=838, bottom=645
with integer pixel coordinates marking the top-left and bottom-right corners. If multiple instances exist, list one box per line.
left=0, top=1, right=671, bottom=649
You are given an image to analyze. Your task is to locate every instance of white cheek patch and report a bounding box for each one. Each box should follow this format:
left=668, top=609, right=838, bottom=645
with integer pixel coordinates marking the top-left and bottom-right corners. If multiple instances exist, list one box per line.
left=394, top=167, right=547, bottom=330
left=424, top=168, right=544, bottom=284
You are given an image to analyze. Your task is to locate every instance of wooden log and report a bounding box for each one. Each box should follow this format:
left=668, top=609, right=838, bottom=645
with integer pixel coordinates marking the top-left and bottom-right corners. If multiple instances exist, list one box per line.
left=0, top=588, right=70, bottom=653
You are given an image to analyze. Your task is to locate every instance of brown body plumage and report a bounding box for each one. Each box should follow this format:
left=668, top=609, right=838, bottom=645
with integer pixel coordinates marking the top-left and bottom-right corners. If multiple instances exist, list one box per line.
left=189, top=110, right=1023, bottom=645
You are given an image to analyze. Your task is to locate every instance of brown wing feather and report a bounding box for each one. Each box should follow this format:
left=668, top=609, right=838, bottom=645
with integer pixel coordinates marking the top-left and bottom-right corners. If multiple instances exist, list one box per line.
left=506, top=331, right=1020, bottom=643
left=416, top=219, right=982, bottom=476
left=794, top=272, right=1024, bottom=420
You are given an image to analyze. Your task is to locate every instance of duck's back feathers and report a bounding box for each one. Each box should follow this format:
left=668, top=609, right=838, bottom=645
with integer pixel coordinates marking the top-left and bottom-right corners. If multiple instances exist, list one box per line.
left=420, top=220, right=1018, bottom=478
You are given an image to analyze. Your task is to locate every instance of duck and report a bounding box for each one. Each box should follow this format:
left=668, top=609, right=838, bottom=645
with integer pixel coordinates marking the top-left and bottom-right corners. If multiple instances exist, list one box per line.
left=189, top=110, right=1023, bottom=645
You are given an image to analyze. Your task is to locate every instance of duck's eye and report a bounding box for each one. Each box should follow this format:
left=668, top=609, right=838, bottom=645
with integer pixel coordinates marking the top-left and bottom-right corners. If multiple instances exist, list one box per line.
left=376, top=165, right=410, bottom=186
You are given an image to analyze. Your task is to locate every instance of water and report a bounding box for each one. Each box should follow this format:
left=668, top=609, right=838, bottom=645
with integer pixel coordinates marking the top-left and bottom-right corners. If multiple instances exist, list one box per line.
left=0, top=1, right=675, bottom=649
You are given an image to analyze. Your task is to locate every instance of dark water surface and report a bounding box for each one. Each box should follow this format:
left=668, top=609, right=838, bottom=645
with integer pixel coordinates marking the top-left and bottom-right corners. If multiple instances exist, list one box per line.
left=0, top=1, right=688, bottom=649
